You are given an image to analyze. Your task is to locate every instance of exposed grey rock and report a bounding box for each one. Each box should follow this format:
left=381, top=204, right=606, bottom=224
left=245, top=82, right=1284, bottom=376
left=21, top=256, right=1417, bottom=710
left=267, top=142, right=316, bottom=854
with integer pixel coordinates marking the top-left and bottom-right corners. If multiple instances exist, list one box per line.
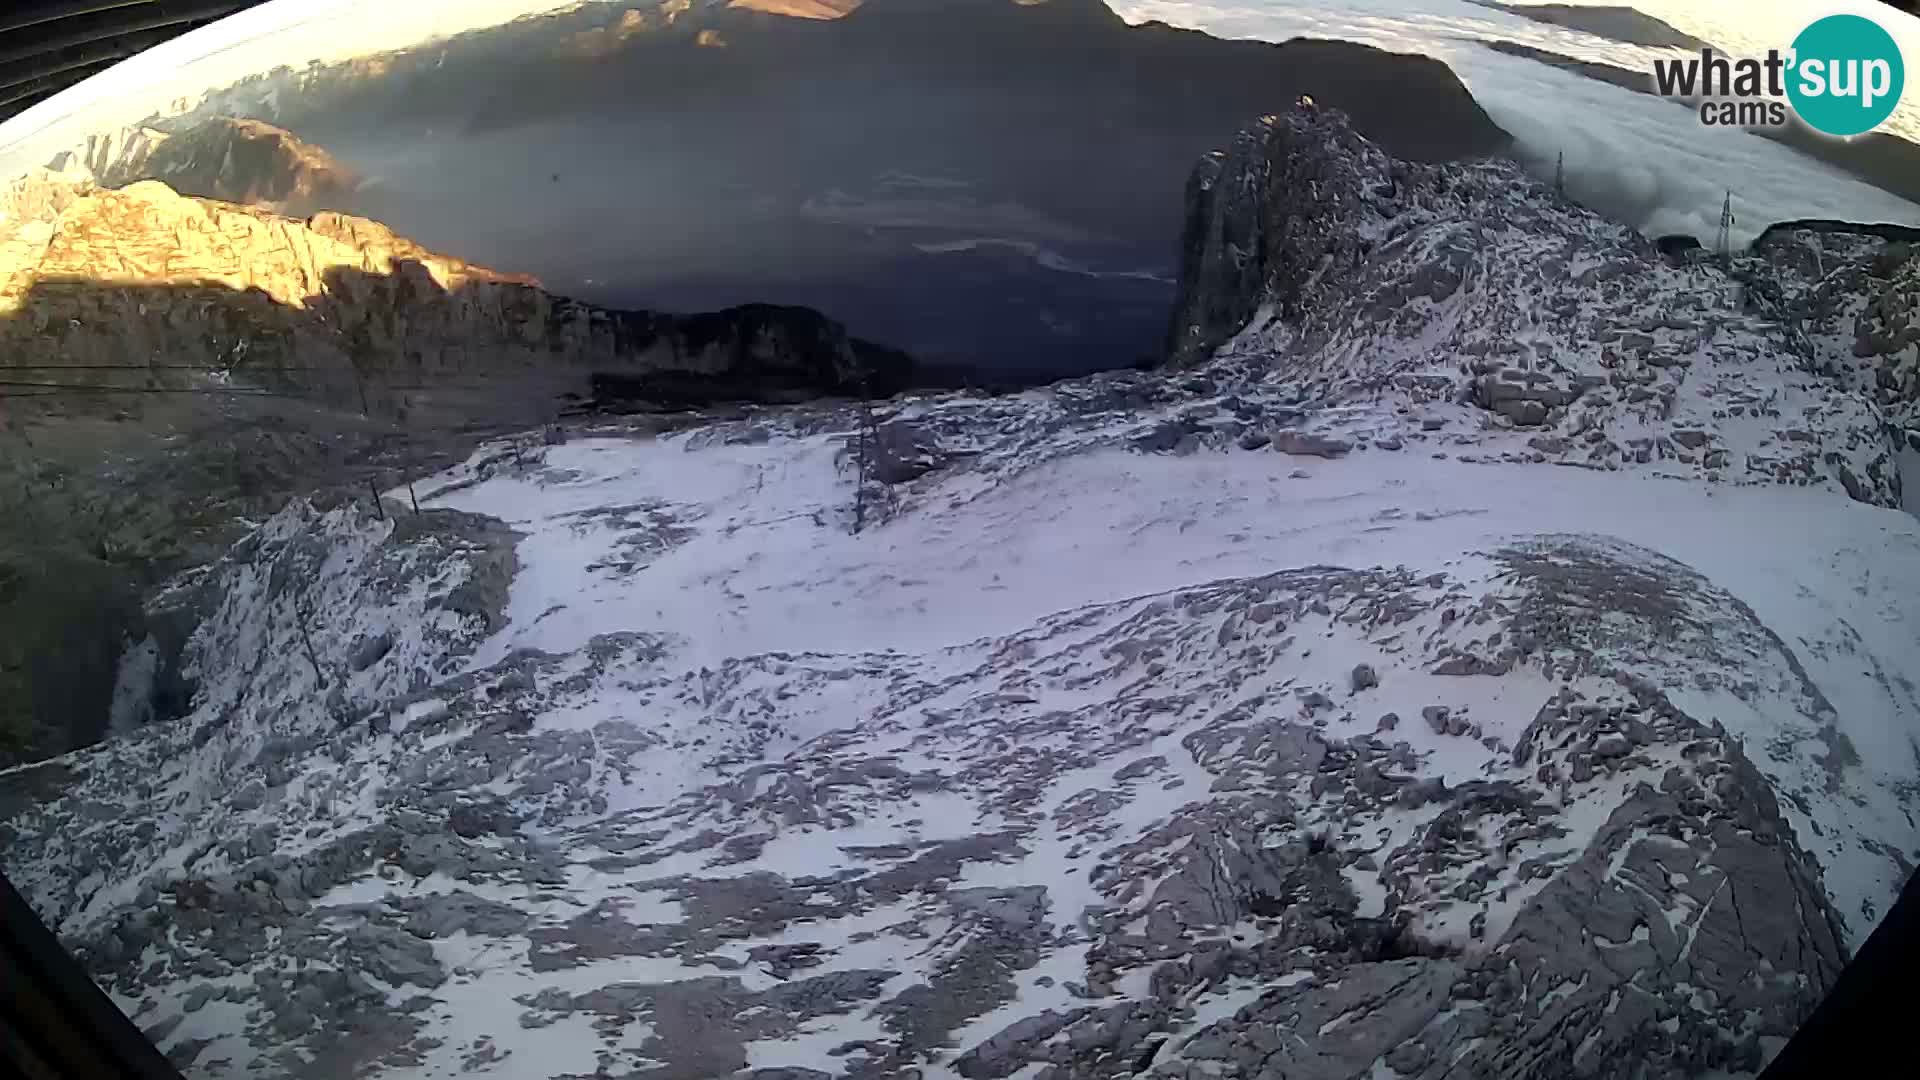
left=142, top=1014, right=183, bottom=1047
left=1593, top=731, right=1633, bottom=758
left=401, top=892, right=531, bottom=940
left=12, top=540, right=1860, bottom=1080
left=1166, top=102, right=1436, bottom=368
left=245, top=825, right=277, bottom=859
left=1131, top=421, right=1184, bottom=454
left=344, top=925, right=446, bottom=989
left=955, top=1009, right=1082, bottom=1078
left=1271, top=430, right=1353, bottom=458
left=348, top=631, right=394, bottom=672
left=869, top=420, right=952, bottom=485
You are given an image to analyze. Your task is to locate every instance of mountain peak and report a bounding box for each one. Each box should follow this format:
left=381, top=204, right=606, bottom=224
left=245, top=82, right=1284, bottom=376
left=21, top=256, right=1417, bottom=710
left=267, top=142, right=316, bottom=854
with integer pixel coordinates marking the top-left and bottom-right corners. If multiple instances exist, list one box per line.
left=46, top=115, right=359, bottom=214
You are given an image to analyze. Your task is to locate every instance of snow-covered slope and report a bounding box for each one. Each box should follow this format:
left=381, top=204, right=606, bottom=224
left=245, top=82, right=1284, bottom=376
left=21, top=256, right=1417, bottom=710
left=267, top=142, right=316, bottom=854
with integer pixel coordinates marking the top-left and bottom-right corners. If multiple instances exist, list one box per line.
left=4, top=105, right=1919, bottom=1080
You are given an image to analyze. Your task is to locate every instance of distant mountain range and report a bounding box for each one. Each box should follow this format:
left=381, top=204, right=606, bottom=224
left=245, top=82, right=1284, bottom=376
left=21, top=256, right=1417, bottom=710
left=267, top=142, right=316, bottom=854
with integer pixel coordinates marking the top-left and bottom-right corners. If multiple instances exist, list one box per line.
left=0, top=166, right=914, bottom=421
left=45, top=116, right=358, bottom=214
left=32, top=0, right=1512, bottom=381
left=1468, top=1, right=1716, bottom=51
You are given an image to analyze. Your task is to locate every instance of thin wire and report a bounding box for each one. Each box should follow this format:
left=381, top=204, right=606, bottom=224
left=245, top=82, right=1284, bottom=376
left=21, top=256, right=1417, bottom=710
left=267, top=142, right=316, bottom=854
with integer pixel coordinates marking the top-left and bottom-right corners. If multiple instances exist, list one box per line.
left=0, top=365, right=571, bottom=378
left=0, top=372, right=592, bottom=396
left=0, top=379, right=264, bottom=389
left=1, top=363, right=366, bottom=372
left=0, top=386, right=288, bottom=397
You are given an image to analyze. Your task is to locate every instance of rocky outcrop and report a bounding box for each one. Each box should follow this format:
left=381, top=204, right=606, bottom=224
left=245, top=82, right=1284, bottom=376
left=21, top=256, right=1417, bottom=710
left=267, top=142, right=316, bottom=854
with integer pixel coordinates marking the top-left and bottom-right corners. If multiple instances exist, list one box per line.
left=1166, top=102, right=1434, bottom=368
left=48, top=117, right=359, bottom=213
left=0, top=165, right=911, bottom=766
left=0, top=172, right=912, bottom=417
left=1750, top=220, right=1920, bottom=253
left=0, top=547, right=145, bottom=763
left=1753, top=225, right=1920, bottom=442
left=1164, top=102, right=1904, bottom=507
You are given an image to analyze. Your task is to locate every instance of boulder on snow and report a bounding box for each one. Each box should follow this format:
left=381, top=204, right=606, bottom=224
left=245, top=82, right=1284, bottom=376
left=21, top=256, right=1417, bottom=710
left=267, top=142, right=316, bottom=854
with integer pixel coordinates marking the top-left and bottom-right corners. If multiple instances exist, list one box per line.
left=1270, top=430, right=1353, bottom=458
left=868, top=420, right=953, bottom=484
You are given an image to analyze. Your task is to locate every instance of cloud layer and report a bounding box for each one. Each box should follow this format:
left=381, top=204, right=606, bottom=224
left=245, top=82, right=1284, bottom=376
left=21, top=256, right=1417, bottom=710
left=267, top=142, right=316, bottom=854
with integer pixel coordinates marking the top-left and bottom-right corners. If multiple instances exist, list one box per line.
left=3, top=0, right=1915, bottom=249
left=1114, top=0, right=1920, bottom=244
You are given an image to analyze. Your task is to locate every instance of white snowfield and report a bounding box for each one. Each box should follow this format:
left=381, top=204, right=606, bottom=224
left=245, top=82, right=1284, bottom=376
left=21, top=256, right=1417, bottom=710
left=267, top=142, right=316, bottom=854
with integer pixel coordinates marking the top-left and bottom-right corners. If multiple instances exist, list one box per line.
left=426, top=427, right=1920, bottom=935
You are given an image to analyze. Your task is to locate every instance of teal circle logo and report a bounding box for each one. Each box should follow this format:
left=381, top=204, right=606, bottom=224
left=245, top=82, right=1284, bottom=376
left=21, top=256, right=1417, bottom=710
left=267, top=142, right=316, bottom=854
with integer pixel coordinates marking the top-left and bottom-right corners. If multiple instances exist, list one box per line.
left=1787, top=14, right=1905, bottom=137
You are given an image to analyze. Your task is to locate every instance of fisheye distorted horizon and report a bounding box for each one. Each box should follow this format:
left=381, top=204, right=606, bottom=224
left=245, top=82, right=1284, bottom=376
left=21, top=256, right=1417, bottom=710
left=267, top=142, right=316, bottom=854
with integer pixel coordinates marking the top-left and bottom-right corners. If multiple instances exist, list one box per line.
left=3, top=4, right=1920, bottom=1078
left=6, top=0, right=1918, bottom=241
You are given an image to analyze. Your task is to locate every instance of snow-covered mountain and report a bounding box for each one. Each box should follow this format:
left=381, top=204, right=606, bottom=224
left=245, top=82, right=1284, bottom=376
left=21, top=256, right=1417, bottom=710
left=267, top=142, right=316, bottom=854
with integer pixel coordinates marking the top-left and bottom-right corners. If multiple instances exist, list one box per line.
left=3, top=103, right=1918, bottom=1080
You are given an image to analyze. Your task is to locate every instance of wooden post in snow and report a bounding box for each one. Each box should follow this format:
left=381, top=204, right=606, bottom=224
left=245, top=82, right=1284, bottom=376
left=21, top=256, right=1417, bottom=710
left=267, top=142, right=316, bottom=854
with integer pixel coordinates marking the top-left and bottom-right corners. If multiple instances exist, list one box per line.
left=292, top=595, right=326, bottom=688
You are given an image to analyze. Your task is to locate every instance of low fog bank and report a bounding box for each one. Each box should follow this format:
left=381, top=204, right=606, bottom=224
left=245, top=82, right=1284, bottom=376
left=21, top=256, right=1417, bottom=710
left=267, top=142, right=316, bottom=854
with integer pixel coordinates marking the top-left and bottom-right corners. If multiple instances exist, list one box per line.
left=1116, top=0, right=1920, bottom=246
left=322, top=100, right=1193, bottom=378
left=1468, top=47, right=1920, bottom=245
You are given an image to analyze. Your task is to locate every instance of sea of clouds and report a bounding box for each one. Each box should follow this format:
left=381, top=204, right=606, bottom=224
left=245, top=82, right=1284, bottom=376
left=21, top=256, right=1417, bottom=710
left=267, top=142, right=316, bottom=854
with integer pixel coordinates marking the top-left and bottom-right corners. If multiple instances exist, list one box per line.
left=2, top=0, right=1917, bottom=246
left=1112, top=0, right=1920, bottom=245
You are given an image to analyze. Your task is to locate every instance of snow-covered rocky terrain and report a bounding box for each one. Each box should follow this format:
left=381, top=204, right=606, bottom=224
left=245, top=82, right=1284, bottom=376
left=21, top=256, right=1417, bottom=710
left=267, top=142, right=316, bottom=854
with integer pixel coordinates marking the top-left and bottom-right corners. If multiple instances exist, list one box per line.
left=3, top=103, right=1919, bottom=1080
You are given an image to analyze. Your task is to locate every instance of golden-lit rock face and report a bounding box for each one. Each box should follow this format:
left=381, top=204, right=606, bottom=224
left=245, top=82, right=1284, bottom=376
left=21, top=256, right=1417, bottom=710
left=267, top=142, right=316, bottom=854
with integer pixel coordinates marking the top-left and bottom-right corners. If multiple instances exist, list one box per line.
left=5, top=179, right=530, bottom=313
left=0, top=172, right=553, bottom=402
left=727, top=0, right=863, bottom=19
left=0, top=170, right=906, bottom=415
left=565, top=8, right=657, bottom=58
left=563, top=1, right=858, bottom=57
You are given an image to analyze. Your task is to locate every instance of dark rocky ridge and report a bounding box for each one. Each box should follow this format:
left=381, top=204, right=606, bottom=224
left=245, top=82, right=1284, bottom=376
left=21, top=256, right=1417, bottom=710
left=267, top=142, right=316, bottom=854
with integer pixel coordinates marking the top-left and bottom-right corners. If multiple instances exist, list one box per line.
left=1167, top=104, right=1443, bottom=368
left=1469, top=1, right=1715, bottom=51
left=1752, top=219, right=1920, bottom=252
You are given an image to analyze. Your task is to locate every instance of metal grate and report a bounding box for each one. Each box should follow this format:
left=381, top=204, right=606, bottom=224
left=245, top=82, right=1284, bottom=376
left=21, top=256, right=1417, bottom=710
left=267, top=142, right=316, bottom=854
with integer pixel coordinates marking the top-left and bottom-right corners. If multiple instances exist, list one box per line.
left=0, top=1, right=260, bottom=123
